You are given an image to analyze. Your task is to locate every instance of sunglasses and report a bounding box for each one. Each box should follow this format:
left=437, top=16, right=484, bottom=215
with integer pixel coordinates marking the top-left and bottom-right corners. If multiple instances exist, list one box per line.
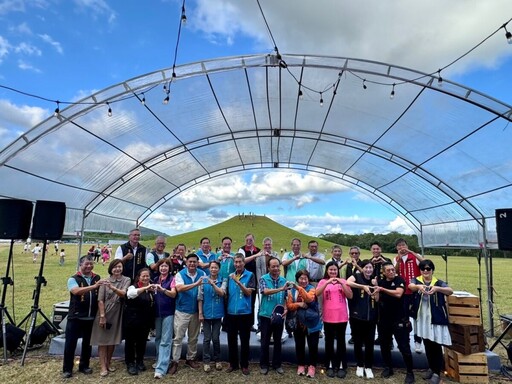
left=420, top=267, right=432, bottom=271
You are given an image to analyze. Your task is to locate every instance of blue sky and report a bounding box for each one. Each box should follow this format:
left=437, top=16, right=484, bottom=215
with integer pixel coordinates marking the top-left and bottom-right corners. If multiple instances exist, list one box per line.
left=1, top=0, right=511, bottom=236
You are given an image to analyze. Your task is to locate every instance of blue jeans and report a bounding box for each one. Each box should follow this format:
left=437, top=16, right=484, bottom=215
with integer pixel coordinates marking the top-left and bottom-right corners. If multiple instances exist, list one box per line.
left=154, top=315, right=174, bottom=375
left=203, top=318, right=222, bottom=363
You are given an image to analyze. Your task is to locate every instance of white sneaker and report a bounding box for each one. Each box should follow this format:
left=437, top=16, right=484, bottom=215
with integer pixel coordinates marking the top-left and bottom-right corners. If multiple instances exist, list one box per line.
left=154, top=372, right=163, bottom=379
left=415, top=341, right=423, bottom=353
left=365, top=368, right=374, bottom=379
left=356, top=366, right=364, bottom=377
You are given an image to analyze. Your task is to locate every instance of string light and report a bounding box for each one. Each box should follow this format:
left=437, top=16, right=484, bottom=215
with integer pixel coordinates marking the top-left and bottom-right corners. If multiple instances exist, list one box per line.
left=363, top=79, right=367, bottom=90
left=319, top=92, right=324, bottom=107
left=504, top=24, right=512, bottom=44
left=163, top=93, right=170, bottom=105
left=181, top=5, right=187, bottom=25
left=390, top=84, right=395, bottom=99
left=141, top=93, right=146, bottom=105
left=54, top=101, right=60, bottom=117
left=107, top=102, right=112, bottom=117
left=437, top=69, right=443, bottom=87
left=298, top=87, right=303, bottom=100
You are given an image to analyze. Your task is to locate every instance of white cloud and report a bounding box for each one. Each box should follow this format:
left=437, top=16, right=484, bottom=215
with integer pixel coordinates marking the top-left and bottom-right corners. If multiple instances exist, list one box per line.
left=14, top=42, right=41, bottom=56
left=73, top=0, right=117, bottom=25
left=10, top=22, right=32, bottom=35
left=38, top=33, right=63, bottom=54
left=193, top=1, right=512, bottom=75
left=387, top=216, right=415, bottom=234
left=0, top=99, right=48, bottom=147
left=17, top=59, right=41, bottom=72
left=0, top=36, right=11, bottom=63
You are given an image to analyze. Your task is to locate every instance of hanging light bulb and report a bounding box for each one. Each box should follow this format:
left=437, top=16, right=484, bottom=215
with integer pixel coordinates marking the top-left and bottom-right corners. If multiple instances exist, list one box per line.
left=141, top=93, right=146, bottom=105
left=298, top=88, right=303, bottom=100
left=505, top=25, right=512, bottom=44
left=363, top=79, right=367, bottom=90
left=437, top=69, right=443, bottom=87
left=54, top=101, right=60, bottom=117
left=319, top=92, right=324, bottom=107
left=163, top=93, right=170, bottom=105
left=107, top=102, right=112, bottom=117
left=390, top=84, right=395, bottom=99
left=181, top=5, right=187, bottom=24
left=163, top=83, right=168, bottom=93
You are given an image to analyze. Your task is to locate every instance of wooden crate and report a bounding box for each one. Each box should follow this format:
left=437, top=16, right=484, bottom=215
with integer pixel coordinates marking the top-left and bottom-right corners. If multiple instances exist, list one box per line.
left=447, top=293, right=481, bottom=326
left=448, top=323, right=485, bottom=355
left=444, top=347, right=488, bottom=383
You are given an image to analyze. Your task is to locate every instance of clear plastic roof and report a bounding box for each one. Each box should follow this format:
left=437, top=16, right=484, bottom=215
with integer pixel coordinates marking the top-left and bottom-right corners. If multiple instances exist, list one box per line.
left=1, top=54, right=511, bottom=248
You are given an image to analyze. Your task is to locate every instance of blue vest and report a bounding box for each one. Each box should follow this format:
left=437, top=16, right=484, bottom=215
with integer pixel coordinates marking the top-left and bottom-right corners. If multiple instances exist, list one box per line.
left=201, top=278, right=226, bottom=319
left=227, top=270, right=253, bottom=315
left=259, top=273, right=287, bottom=318
left=217, top=252, right=235, bottom=279
left=196, top=249, right=215, bottom=275
left=176, top=269, right=205, bottom=314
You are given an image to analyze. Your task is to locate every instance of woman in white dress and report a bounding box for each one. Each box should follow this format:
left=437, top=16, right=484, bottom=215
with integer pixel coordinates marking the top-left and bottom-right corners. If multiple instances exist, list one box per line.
left=408, top=259, right=453, bottom=384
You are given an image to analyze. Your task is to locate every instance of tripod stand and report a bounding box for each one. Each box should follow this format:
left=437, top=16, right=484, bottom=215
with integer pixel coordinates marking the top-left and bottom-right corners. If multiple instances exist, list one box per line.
left=18, top=240, right=60, bottom=365
left=1, top=239, right=16, bottom=363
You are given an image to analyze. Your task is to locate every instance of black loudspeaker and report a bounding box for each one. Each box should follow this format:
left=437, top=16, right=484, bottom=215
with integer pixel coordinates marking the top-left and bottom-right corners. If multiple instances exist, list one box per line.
left=0, top=323, right=26, bottom=352
left=30, top=200, right=66, bottom=240
left=496, top=208, right=512, bottom=251
left=0, top=199, right=33, bottom=239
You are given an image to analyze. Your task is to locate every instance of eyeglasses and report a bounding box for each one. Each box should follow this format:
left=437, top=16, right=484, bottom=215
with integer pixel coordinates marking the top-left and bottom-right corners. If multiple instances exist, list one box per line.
left=350, top=252, right=359, bottom=255
left=420, top=267, right=432, bottom=271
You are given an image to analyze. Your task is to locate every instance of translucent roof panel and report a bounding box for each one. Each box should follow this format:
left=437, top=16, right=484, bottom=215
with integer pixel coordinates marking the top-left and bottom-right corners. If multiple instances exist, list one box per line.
left=1, top=54, right=511, bottom=248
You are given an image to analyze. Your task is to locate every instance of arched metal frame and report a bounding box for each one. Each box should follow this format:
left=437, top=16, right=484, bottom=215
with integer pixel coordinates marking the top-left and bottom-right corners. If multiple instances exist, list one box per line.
left=1, top=53, right=511, bottom=249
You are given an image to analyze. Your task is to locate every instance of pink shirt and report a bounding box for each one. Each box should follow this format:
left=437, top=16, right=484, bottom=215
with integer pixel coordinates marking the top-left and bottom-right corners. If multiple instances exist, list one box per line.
left=317, top=278, right=349, bottom=323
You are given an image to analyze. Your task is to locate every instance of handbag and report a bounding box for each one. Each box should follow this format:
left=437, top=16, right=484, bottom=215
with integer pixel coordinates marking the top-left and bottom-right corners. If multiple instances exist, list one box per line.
left=271, top=304, right=285, bottom=325
left=297, top=300, right=320, bottom=328
left=285, top=310, right=297, bottom=332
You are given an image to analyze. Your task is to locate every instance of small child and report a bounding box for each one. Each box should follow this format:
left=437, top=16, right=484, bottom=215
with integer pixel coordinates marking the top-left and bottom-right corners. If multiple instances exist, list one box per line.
left=59, top=249, right=65, bottom=266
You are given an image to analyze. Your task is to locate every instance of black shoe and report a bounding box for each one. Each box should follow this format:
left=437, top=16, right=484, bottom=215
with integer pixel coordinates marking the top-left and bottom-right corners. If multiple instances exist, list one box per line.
left=62, top=371, right=72, bottom=379
left=136, top=362, right=146, bottom=372
left=404, top=372, right=415, bottom=384
left=127, top=363, right=138, bottom=375
left=381, top=367, right=394, bottom=378
left=79, top=367, right=93, bottom=375
left=326, top=368, right=335, bottom=377
left=423, top=369, right=433, bottom=380
left=348, top=337, right=354, bottom=344
left=337, top=369, right=347, bottom=378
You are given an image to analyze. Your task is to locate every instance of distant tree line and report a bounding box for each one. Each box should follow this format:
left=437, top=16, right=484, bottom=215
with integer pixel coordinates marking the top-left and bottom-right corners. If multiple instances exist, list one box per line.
left=318, top=231, right=419, bottom=254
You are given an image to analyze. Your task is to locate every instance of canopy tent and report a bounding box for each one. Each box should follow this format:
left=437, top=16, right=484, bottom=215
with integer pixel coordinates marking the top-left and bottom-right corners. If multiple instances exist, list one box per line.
left=1, top=53, right=511, bottom=250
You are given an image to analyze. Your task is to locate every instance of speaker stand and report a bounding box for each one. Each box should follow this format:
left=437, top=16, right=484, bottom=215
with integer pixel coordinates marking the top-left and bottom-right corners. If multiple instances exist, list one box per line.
left=1, top=240, right=16, bottom=363
left=18, top=240, right=60, bottom=366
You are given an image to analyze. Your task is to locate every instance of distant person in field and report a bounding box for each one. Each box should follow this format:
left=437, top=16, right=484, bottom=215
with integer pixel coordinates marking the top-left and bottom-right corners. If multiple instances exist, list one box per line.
left=409, top=260, right=453, bottom=384
left=54, top=241, right=59, bottom=255
left=196, top=237, right=216, bottom=275
left=31, top=243, right=42, bottom=263
left=305, top=240, right=326, bottom=287
left=23, top=242, right=29, bottom=253
left=59, top=248, right=65, bottom=266
left=146, top=236, right=169, bottom=280
left=115, top=228, right=147, bottom=282
left=393, top=237, right=424, bottom=354
left=282, top=238, right=308, bottom=282
left=238, top=233, right=261, bottom=331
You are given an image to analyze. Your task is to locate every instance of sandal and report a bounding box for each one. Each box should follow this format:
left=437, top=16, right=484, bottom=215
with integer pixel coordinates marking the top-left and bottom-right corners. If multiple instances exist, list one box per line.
left=100, top=371, right=109, bottom=377
left=107, top=367, right=116, bottom=372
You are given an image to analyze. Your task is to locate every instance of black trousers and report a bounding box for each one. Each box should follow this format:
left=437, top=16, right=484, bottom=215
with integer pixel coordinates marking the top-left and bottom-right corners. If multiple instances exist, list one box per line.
left=62, top=318, right=94, bottom=373
left=294, top=325, right=320, bottom=367
left=378, top=320, right=414, bottom=373
left=351, top=317, right=376, bottom=368
left=259, top=316, right=284, bottom=369
left=403, top=294, right=422, bottom=344
left=423, top=338, right=444, bottom=375
left=124, top=323, right=150, bottom=365
left=323, top=321, right=348, bottom=370
left=226, top=313, right=252, bottom=369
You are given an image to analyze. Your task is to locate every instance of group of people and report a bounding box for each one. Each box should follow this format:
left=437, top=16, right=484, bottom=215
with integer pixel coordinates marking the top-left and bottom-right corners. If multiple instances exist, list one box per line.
left=61, top=230, right=453, bottom=384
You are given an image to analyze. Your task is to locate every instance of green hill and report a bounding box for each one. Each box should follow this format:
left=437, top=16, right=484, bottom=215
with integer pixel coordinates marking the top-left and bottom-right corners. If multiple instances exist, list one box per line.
left=160, top=214, right=340, bottom=256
